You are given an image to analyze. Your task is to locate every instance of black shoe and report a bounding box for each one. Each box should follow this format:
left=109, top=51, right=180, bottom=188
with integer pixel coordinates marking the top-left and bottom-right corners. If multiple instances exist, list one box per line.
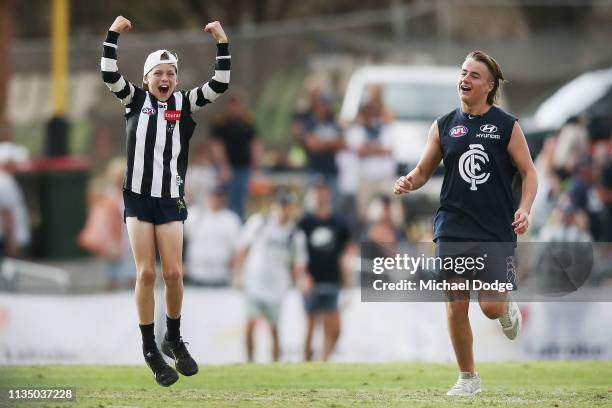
left=161, top=336, right=199, bottom=376
left=144, top=349, right=179, bottom=387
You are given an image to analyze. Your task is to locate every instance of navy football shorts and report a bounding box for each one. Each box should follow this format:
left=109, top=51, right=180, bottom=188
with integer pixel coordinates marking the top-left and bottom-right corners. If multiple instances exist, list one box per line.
left=123, top=190, right=188, bottom=225
left=434, top=237, right=517, bottom=291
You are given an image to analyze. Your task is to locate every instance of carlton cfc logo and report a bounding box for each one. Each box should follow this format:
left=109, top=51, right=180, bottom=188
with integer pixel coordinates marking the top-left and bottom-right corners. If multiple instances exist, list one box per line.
left=450, top=125, right=468, bottom=137
left=459, top=144, right=490, bottom=191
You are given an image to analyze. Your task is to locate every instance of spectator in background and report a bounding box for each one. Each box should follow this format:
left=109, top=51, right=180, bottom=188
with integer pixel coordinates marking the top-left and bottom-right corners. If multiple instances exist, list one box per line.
left=597, top=159, right=612, bottom=242
left=298, top=179, right=351, bottom=361
left=363, top=84, right=394, bottom=124
left=338, top=86, right=393, bottom=239
left=530, top=136, right=562, bottom=234
left=184, top=140, right=218, bottom=207
left=364, top=195, right=404, bottom=257
left=587, top=114, right=612, bottom=142
left=183, top=185, right=241, bottom=287
left=538, top=194, right=591, bottom=244
left=535, top=195, right=592, bottom=359
left=0, top=159, right=30, bottom=259
left=235, top=190, right=309, bottom=362
left=569, top=155, right=604, bottom=240
left=361, top=196, right=397, bottom=268
left=211, top=95, right=261, bottom=220
left=301, top=92, right=344, bottom=194
left=336, top=143, right=360, bottom=239
left=79, top=158, right=134, bottom=290
left=535, top=193, right=592, bottom=294
left=553, top=116, right=589, bottom=180
left=346, top=100, right=395, bottom=218
left=291, top=84, right=322, bottom=139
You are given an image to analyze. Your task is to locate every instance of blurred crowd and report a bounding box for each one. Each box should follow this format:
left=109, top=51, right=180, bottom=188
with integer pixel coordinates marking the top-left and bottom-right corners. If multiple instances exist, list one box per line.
left=531, top=115, right=612, bottom=243
left=0, top=80, right=610, bottom=361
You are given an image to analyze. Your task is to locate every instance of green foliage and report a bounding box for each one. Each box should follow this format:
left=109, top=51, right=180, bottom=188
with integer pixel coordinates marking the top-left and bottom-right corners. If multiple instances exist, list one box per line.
left=255, top=66, right=307, bottom=145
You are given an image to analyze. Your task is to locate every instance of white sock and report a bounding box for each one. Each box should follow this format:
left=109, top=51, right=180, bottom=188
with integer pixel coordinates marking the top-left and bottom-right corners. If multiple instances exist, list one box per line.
left=459, top=372, right=477, bottom=379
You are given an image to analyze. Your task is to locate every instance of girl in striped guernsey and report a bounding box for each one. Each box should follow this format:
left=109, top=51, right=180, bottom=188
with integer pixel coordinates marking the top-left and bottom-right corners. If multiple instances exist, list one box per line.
left=100, top=16, right=230, bottom=387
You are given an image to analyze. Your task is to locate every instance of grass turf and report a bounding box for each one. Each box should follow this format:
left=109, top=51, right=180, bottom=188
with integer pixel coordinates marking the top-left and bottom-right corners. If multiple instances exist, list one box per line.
left=1, top=362, right=612, bottom=407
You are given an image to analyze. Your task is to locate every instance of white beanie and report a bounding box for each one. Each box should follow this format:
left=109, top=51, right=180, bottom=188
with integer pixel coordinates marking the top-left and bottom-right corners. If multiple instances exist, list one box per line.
left=143, top=50, right=178, bottom=76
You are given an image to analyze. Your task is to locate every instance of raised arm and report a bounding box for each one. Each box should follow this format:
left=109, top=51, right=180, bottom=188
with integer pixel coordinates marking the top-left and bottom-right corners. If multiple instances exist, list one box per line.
left=100, top=16, right=138, bottom=106
left=394, top=121, right=443, bottom=194
left=507, top=121, right=538, bottom=235
left=186, top=21, right=231, bottom=113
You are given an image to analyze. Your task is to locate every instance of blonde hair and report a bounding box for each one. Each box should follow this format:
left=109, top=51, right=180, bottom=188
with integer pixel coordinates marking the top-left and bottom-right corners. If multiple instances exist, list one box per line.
left=466, top=50, right=505, bottom=105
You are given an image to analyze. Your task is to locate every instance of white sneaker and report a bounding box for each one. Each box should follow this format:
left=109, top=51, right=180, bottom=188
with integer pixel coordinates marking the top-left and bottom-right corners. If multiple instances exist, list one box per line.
left=446, top=373, right=481, bottom=396
left=499, top=300, right=522, bottom=340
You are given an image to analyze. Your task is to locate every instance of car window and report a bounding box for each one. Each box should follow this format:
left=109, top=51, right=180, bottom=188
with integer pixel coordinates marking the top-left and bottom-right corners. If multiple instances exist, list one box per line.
left=360, top=83, right=457, bottom=121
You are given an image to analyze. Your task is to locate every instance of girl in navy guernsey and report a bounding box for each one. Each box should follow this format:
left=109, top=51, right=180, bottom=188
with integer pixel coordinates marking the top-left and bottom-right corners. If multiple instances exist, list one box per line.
left=394, top=51, right=537, bottom=396
left=100, top=16, right=230, bottom=387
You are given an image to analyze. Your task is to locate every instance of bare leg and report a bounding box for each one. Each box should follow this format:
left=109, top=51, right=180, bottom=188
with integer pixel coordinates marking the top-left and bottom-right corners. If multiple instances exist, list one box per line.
left=479, top=290, right=508, bottom=319
left=304, top=314, right=315, bottom=361
left=446, top=295, right=474, bottom=374
left=246, top=318, right=256, bottom=362
left=322, top=310, right=340, bottom=361
left=271, top=325, right=280, bottom=362
left=126, top=218, right=156, bottom=325
left=155, top=222, right=184, bottom=319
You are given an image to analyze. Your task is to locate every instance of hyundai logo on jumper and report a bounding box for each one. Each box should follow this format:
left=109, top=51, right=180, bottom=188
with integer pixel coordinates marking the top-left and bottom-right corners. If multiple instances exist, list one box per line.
left=479, top=124, right=498, bottom=133
left=142, top=107, right=156, bottom=115
left=476, top=124, right=501, bottom=139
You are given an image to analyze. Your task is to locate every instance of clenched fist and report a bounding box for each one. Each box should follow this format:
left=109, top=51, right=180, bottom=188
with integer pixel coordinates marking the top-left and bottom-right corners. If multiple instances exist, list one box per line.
left=393, top=174, right=414, bottom=195
left=110, top=16, right=132, bottom=33
left=204, top=21, right=228, bottom=43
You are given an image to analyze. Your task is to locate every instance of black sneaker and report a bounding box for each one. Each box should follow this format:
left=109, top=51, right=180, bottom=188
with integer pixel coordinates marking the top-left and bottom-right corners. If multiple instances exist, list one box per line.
left=161, top=336, right=199, bottom=376
left=144, top=349, right=179, bottom=387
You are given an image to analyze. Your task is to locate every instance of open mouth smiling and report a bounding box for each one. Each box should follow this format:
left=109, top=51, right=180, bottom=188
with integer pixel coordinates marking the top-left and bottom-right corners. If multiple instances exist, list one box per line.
left=158, top=85, right=170, bottom=97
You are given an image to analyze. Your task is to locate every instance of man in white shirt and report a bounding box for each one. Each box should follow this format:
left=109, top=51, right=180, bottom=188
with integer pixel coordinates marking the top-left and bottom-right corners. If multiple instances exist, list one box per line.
left=0, top=164, right=30, bottom=258
left=184, top=186, right=242, bottom=286
left=235, top=190, right=310, bottom=362
left=345, top=103, right=396, bottom=217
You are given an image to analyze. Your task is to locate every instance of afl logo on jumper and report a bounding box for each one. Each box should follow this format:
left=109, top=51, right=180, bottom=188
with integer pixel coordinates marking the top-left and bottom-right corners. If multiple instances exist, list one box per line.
left=459, top=144, right=490, bottom=191
left=142, top=107, right=156, bottom=115
left=450, top=125, right=468, bottom=138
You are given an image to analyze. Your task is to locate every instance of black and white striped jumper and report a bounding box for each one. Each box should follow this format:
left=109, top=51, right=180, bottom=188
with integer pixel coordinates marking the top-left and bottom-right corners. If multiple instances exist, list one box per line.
left=100, top=30, right=230, bottom=198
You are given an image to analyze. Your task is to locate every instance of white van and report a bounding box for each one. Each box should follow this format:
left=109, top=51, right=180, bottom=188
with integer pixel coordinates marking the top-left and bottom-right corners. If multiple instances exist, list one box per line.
left=532, top=67, right=612, bottom=131
left=339, top=65, right=460, bottom=197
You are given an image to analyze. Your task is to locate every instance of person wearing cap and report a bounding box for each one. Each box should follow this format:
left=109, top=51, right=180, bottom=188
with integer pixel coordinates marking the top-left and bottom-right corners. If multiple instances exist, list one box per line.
left=100, top=15, right=230, bottom=387
left=183, top=185, right=241, bottom=287
left=234, top=189, right=310, bottom=362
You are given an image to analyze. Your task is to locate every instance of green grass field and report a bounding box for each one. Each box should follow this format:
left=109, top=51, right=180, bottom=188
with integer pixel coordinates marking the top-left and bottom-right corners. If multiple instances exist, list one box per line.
left=2, top=362, right=612, bottom=407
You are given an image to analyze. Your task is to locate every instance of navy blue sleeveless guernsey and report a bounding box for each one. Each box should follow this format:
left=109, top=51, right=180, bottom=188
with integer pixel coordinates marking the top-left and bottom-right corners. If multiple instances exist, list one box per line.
left=433, top=106, right=517, bottom=242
